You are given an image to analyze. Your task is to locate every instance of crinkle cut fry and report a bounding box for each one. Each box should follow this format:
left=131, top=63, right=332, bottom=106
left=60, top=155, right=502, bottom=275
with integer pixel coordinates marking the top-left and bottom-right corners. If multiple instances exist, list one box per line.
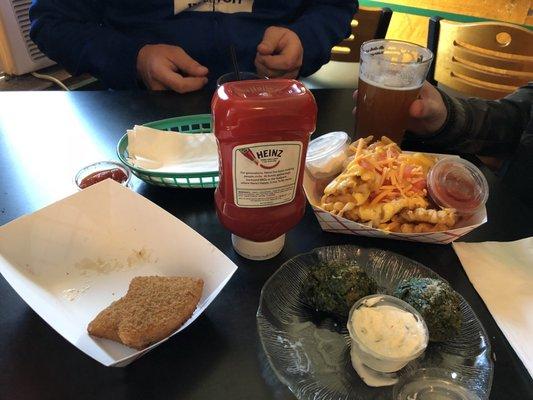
left=400, top=208, right=457, bottom=227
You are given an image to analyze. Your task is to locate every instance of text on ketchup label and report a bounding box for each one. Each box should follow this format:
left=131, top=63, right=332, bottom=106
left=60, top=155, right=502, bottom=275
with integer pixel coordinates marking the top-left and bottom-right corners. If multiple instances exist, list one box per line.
left=232, top=141, right=303, bottom=208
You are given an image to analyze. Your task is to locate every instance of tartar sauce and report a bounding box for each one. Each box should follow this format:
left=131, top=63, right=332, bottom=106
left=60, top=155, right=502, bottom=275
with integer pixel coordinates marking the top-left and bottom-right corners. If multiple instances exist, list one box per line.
left=351, top=304, right=426, bottom=358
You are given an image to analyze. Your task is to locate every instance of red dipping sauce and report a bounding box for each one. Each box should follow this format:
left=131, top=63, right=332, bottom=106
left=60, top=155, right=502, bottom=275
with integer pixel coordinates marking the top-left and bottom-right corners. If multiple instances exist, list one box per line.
left=75, top=161, right=130, bottom=190
left=212, top=80, right=317, bottom=260
left=427, top=158, right=488, bottom=215
left=79, top=168, right=128, bottom=189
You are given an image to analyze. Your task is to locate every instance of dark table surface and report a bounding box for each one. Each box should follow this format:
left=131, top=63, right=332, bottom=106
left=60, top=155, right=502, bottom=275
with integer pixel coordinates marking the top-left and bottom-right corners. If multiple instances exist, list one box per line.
left=0, top=89, right=531, bottom=400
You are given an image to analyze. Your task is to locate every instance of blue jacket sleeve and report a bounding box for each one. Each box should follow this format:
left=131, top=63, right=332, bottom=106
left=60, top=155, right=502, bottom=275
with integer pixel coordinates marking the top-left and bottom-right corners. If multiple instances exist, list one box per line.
left=30, top=0, right=145, bottom=89
left=286, top=1, right=357, bottom=77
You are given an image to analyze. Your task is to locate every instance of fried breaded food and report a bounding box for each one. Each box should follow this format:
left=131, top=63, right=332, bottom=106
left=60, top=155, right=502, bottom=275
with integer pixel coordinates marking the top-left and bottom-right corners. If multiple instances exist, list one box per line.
left=379, top=215, right=450, bottom=233
left=394, top=277, right=462, bottom=342
left=88, top=276, right=203, bottom=350
left=400, top=207, right=457, bottom=227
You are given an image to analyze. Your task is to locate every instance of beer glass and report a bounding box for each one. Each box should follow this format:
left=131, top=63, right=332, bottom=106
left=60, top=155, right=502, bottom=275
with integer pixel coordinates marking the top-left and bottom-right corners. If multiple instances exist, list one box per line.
left=355, top=39, right=433, bottom=143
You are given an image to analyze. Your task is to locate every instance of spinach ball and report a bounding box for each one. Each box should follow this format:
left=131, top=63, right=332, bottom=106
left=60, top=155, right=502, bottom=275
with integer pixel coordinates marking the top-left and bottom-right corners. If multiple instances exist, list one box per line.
left=304, top=260, right=377, bottom=318
left=394, top=277, right=462, bottom=342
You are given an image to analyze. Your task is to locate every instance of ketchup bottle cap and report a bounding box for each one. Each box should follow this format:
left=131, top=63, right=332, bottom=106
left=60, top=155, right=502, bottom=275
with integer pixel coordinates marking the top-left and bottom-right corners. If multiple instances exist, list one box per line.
left=231, top=234, right=285, bottom=260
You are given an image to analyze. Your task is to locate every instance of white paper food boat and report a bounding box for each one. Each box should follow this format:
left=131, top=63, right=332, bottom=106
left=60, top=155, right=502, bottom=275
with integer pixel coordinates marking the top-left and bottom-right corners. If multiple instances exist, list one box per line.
left=0, top=180, right=237, bottom=366
left=304, top=154, right=487, bottom=244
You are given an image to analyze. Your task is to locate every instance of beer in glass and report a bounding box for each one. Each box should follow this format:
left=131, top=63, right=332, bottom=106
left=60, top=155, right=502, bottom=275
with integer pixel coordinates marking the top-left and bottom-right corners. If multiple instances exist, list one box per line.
left=355, top=39, right=433, bottom=143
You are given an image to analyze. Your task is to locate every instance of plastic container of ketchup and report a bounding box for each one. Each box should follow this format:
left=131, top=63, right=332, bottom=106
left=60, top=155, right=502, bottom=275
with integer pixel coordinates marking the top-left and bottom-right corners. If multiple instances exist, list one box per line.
left=427, top=157, right=489, bottom=215
left=212, top=79, right=317, bottom=260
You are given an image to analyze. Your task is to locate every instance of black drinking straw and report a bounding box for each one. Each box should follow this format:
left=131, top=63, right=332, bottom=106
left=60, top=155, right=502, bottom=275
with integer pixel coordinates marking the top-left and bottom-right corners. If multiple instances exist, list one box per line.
left=229, top=45, right=241, bottom=81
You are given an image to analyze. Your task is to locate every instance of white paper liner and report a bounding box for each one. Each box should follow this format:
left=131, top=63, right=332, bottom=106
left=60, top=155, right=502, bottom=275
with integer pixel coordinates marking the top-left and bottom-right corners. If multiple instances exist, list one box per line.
left=127, top=125, right=218, bottom=173
left=453, top=238, right=533, bottom=377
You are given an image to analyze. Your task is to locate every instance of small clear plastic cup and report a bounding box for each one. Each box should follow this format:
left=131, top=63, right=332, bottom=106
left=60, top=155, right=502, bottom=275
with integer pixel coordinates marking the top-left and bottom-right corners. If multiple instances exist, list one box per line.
left=306, top=131, right=350, bottom=179
left=394, top=368, right=482, bottom=400
left=347, top=294, right=429, bottom=373
left=74, top=161, right=131, bottom=190
left=427, top=158, right=489, bottom=215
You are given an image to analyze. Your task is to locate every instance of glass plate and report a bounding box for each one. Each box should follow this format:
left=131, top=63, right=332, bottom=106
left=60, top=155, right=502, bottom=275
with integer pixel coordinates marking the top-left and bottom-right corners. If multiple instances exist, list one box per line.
left=256, top=245, right=493, bottom=400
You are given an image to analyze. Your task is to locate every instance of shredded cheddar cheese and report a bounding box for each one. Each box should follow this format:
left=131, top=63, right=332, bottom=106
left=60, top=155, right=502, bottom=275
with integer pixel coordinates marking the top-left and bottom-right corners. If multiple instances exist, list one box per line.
left=347, top=136, right=436, bottom=204
left=371, top=189, right=394, bottom=205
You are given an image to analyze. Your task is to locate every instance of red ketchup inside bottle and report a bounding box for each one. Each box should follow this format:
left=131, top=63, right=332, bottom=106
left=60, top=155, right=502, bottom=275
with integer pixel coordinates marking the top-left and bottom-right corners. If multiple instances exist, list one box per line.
left=212, top=80, right=317, bottom=260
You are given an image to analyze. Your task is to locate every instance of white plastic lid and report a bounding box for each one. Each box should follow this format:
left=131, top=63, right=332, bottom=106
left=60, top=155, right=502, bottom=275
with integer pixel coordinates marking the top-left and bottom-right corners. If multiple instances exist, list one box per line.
left=306, top=131, right=349, bottom=163
left=231, top=234, right=285, bottom=260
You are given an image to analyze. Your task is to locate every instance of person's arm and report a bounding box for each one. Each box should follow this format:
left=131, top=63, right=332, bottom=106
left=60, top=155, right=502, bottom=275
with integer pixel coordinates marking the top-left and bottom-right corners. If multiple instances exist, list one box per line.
left=287, top=1, right=357, bottom=77
left=406, top=83, right=533, bottom=156
left=30, top=0, right=145, bottom=89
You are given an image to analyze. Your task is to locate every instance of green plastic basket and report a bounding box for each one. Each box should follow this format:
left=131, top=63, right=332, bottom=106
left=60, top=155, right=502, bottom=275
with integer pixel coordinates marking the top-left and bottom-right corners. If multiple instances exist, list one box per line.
left=117, top=114, right=219, bottom=189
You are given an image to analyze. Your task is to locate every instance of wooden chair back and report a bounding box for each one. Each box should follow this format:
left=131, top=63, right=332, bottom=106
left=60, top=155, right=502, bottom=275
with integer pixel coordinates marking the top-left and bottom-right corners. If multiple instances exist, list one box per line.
left=427, top=17, right=533, bottom=99
left=331, top=6, right=393, bottom=63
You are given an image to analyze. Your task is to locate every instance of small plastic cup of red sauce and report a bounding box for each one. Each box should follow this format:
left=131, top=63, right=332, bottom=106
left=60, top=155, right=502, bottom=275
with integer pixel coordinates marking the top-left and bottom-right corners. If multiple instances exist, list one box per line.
left=427, top=158, right=488, bottom=215
left=74, top=161, right=131, bottom=190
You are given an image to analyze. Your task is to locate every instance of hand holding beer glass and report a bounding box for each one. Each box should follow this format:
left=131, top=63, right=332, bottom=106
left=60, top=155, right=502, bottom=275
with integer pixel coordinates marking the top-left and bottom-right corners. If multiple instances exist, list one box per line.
left=355, top=40, right=433, bottom=143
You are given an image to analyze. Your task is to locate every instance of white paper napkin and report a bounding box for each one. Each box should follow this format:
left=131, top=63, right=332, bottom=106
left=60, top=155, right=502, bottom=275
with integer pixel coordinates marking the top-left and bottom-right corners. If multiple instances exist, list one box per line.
left=452, top=237, right=533, bottom=377
left=127, top=125, right=218, bottom=173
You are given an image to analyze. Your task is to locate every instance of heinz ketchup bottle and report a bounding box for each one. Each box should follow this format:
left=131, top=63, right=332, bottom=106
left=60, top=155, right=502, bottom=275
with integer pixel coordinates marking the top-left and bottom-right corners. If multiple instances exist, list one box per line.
left=212, top=80, right=317, bottom=260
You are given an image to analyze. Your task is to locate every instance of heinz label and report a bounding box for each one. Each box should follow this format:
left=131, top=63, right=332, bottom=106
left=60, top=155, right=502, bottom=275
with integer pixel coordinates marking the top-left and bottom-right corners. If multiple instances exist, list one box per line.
left=232, top=141, right=302, bottom=208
